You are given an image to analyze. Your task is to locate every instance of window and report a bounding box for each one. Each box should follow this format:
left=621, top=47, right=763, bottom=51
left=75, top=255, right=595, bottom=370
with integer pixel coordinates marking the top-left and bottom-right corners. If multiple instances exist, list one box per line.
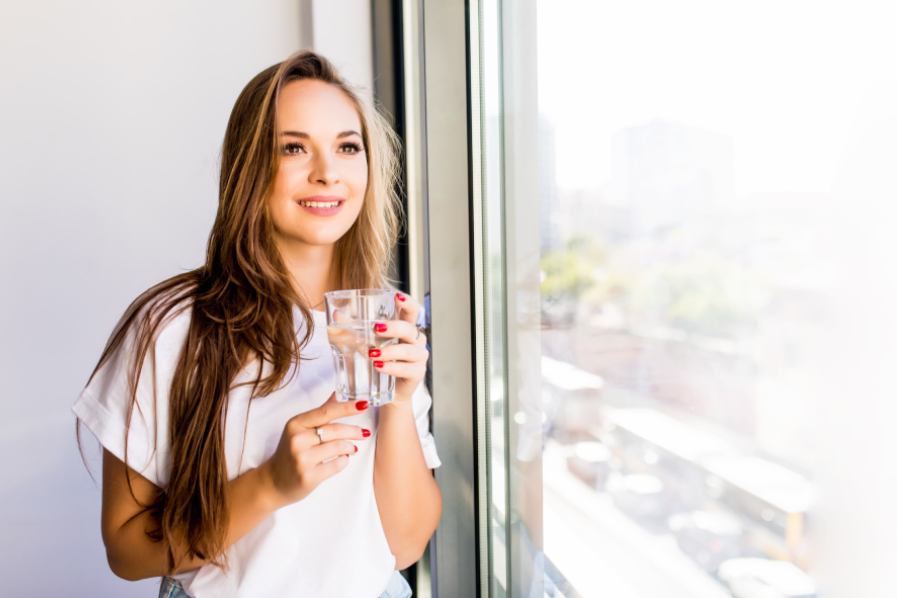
left=466, top=1, right=897, bottom=597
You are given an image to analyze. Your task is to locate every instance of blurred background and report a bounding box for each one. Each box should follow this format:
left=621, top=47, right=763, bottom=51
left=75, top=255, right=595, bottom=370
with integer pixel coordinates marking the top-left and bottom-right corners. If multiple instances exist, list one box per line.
left=487, top=1, right=897, bottom=597
left=2, top=1, right=896, bottom=597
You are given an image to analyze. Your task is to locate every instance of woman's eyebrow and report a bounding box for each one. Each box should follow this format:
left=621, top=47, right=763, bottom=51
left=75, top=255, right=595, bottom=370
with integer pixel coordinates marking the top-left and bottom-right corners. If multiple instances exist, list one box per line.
left=279, top=130, right=361, bottom=139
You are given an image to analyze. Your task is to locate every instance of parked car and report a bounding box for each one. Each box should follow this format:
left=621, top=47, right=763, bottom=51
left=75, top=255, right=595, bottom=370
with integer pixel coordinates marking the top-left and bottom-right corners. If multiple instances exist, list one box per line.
left=565, top=440, right=613, bottom=490
left=717, top=557, right=816, bottom=598
left=667, top=509, right=748, bottom=574
left=607, top=472, right=678, bottom=532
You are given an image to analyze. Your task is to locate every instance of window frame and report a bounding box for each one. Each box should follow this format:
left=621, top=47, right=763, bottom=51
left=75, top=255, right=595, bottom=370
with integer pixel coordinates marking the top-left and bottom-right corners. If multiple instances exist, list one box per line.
left=399, top=1, right=484, bottom=597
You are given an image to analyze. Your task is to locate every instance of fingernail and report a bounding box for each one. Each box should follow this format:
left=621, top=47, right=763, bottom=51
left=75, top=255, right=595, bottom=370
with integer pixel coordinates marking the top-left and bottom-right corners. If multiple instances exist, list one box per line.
left=374, top=360, right=384, bottom=368
left=368, top=348, right=381, bottom=358
left=362, top=428, right=371, bottom=437
left=354, top=445, right=359, bottom=453
left=396, top=292, right=406, bottom=302
left=356, top=400, right=369, bottom=411
left=374, top=322, right=387, bottom=333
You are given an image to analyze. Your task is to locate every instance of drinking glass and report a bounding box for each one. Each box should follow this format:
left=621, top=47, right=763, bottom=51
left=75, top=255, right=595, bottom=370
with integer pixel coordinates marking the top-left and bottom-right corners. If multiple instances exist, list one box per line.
left=323, top=288, right=397, bottom=406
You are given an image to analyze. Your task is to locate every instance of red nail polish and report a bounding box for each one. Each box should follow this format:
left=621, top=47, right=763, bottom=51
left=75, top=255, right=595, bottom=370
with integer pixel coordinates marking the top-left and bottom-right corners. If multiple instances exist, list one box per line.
left=368, top=348, right=381, bottom=358
left=354, top=445, right=358, bottom=453
left=362, top=428, right=371, bottom=437
left=396, top=292, right=406, bottom=302
left=374, top=322, right=387, bottom=333
left=374, top=360, right=384, bottom=368
left=355, top=401, right=369, bottom=411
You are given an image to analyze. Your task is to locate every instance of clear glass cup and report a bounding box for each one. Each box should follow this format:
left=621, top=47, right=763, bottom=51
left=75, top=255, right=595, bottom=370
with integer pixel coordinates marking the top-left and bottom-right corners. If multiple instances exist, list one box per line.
left=323, top=288, right=397, bottom=406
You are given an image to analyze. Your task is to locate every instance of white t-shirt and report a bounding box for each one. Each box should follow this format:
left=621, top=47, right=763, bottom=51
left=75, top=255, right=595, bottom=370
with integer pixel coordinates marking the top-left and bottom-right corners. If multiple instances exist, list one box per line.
left=72, top=304, right=441, bottom=598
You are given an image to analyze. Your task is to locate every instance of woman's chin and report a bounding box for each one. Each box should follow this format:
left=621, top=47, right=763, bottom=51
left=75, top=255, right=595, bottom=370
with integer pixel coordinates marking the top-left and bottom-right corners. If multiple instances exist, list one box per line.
left=277, top=230, right=350, bottom=249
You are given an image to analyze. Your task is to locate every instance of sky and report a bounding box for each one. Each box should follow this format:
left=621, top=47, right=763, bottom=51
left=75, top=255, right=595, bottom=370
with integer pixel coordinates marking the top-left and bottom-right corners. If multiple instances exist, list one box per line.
left=534, top=0, right=895, bottom=198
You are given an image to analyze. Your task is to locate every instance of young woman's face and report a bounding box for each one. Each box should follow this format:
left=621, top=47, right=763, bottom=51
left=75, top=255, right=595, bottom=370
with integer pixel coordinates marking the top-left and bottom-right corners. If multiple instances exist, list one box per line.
left=267, top=79, right=368, bottom=251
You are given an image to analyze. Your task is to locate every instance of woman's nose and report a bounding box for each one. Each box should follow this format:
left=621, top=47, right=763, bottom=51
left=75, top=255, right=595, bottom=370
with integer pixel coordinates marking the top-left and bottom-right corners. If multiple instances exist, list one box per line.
left=308, top=153, right=340, bottom=185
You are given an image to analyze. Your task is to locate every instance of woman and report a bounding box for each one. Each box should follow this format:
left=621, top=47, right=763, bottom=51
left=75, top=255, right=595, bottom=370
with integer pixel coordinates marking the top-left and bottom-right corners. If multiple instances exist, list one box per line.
left=73, top=50, right=442, bottom=598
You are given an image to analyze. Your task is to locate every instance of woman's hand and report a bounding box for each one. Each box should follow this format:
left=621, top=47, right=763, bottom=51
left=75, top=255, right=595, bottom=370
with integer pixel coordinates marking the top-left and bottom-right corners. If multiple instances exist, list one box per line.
left=259, top=393, right=372, bottom=509
left=369, top=291, right=429, bottom=403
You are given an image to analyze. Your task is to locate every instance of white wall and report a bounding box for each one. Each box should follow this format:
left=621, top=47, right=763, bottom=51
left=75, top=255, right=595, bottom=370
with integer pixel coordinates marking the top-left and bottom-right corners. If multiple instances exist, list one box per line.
left=311, top=0, right=374, bottom=104
left=0, top=1, right=370, bottom=595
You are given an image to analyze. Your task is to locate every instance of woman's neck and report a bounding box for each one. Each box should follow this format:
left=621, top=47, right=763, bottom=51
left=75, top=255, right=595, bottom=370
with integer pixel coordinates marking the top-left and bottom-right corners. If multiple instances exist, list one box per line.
left=276, top=240, right=338, bottom=309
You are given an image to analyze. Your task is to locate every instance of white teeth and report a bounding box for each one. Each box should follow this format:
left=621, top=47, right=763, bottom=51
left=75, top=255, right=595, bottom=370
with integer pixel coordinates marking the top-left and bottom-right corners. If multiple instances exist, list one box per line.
left=299, top=200, right=340, bottom=208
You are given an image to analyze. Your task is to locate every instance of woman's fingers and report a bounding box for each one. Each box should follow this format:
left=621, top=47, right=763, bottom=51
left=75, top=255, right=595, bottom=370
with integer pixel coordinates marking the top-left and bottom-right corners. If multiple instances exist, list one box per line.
left=290, top=391, right=370, bottom=431
left=315, top=452, right=352, bottom=479
left=286, top=408, right=373, bottom=484
left=302, top=438, right=360, bottom=468
left=290, top=422, right=371, bottom=452
left=394, top=291, right=421, bottom=326
left=266, top=393, right=374, bottom=506
left=372, top=360, right=426, bottom=379
left=364, top=293, right=429, bottom=403
left=367, top=342, right=429, bottom=364
left=368, top=326, right=429, bottom=382
left=372, top=318, right=426, bottom=346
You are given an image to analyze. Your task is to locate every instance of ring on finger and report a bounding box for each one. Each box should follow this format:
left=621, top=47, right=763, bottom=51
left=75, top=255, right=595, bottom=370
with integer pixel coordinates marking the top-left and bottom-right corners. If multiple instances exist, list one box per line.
left=315, top=426, right=325, bottom=444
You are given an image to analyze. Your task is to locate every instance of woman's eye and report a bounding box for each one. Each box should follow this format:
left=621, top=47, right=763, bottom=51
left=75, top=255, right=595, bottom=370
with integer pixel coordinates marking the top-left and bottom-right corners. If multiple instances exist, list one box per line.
left=281, top=142, right=362, bottom=156
left=340, top=142, right=363, bottom=155
left=282, top=142, right=305, bottom=155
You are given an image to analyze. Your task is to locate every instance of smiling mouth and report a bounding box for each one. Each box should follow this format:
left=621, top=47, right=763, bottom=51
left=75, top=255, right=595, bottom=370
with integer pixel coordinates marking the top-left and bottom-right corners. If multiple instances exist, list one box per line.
left=297, top=199, right=342, bottom=208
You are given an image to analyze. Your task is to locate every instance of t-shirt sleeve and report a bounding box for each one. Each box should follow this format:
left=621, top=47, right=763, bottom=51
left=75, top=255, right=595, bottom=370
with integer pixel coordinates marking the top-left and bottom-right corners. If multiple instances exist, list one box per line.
left=72, top=311, right=189, bottom=487
left=411, top=382, right=442, bottom=469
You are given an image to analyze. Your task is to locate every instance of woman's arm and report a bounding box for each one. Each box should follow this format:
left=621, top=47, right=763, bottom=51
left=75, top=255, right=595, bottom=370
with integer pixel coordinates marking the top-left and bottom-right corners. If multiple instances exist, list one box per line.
left=370, top=293, right=443, bottom=569
left=101, top=449, right=281, bottom=581
left=373, top=399, right=443, bottom=570
left=101, top=394, right=370, bottom=580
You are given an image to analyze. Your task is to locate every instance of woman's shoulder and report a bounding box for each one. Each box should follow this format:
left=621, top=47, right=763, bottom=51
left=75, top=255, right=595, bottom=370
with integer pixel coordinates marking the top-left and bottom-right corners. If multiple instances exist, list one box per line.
left=112, top=273, right=199, bottom=359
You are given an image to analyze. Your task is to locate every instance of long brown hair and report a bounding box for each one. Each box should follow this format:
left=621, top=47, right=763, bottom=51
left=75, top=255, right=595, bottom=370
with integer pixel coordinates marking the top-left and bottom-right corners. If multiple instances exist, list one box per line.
left=78, top=50, right=402, bottom=571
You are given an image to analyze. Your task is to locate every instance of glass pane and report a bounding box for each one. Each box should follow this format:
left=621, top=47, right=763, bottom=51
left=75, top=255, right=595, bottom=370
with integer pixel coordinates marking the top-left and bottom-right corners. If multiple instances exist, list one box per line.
left=480, top=0, right=510, bottom=595
left=475, top=0, right=897, bottom=596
